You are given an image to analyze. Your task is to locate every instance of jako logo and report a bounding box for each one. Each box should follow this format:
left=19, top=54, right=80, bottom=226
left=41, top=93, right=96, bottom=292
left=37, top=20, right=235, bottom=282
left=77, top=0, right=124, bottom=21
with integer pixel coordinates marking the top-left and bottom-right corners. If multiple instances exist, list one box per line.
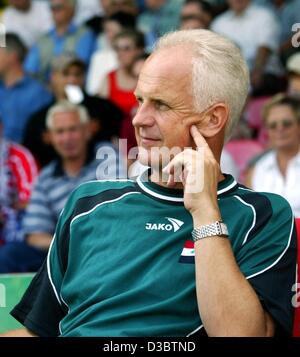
left=145, top=217, right=184, bottom=232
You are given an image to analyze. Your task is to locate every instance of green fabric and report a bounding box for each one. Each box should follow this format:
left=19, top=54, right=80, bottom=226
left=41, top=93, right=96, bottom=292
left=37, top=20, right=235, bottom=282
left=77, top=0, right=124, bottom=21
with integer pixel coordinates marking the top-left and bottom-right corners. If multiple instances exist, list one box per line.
left=47, top=175, right=294, bottom=336
left=0, top=274, right=34, bottom=333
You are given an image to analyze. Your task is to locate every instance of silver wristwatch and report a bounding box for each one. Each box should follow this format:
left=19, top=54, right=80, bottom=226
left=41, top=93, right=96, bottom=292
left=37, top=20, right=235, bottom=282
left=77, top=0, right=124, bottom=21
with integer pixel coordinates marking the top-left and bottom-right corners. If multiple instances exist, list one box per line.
left=191, top=221, right=229, bottom=242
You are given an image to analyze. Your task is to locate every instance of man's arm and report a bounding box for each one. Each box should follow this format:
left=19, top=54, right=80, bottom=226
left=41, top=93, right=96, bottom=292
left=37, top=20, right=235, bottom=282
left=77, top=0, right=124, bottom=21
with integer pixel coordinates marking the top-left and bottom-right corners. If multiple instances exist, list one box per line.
left=27, top=233, right=53, bottom=250
left=0, top=329, right=37, bottom=337
left=164, top=126, right=277, bottom=336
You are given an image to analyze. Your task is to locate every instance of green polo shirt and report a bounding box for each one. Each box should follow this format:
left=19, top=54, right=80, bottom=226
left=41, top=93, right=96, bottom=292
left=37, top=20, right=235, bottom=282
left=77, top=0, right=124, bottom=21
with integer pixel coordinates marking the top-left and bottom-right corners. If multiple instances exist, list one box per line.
left=11, top=171, right=297, bottom=336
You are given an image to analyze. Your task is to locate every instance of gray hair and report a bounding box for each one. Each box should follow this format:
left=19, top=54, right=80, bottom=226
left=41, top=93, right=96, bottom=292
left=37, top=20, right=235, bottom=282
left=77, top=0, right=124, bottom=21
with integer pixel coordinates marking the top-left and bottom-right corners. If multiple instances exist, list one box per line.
left=46, top=100, right=89, bottom=130
left=155, top=29, right=250, bottom=141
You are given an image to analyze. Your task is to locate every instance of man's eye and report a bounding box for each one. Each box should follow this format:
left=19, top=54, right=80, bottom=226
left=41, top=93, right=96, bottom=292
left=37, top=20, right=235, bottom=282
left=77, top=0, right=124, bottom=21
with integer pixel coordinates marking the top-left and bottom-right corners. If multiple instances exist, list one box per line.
left=156, top=101, right=169, bottom=110
left=136, top=97, right=143, bottom=106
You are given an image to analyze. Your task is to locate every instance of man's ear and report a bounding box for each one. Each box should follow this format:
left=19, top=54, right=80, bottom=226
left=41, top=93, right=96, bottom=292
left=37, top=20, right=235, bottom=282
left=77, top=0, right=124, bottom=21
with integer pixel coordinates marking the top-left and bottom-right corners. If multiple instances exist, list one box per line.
left=196, top=103, right=229, bottom=138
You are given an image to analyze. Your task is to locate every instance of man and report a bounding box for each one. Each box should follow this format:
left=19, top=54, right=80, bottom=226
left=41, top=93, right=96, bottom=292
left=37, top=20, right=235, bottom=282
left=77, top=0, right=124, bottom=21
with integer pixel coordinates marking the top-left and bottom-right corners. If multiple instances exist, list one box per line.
left=286, top=53, right=300, bottom=99
left=1, top=0, right=53, bottom=47
left=23, top=53, right=123, bottom=167
left=0, top=116, right=38, bottom=247
left=0, top=33, right=53, bottom=143
left=180, top=0, right=214, bottom=30
left=24, top=0, right=96, bottom=82
left=211, top=0, right=283, bottom=95
left=7, top=30, right=297, bottom=336
left=0, top=101, right=122, bottom=273
left=137, top=0, right=184, bottom=52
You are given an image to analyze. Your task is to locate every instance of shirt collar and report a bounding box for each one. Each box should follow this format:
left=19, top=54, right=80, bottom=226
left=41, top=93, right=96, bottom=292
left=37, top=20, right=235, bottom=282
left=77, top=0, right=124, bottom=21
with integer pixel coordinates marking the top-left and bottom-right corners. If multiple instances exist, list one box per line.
left=51, top=23, right=77, bottom=38
left=135, top=168, right=238, bottom=203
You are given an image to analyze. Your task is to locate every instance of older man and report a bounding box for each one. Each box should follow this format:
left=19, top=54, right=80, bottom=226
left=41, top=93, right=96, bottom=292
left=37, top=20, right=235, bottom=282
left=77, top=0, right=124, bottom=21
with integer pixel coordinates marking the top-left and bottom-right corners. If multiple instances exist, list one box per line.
left=24, top=0, right=96, bottom=82
left=7, top=30, right=297, bottom=337
left=0, top=101, right=122, bottom=273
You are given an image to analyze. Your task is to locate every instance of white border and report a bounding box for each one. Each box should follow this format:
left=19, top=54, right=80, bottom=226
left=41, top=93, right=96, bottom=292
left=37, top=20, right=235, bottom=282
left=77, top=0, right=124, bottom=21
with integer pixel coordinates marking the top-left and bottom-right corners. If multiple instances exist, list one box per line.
left=234, top=195, right=256, bottom=245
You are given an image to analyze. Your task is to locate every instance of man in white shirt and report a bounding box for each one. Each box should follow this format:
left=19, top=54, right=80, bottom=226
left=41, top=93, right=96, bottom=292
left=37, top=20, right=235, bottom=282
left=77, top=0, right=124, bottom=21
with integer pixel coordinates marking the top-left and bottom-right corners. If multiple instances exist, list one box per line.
left=211, top=0, right=282, bottom=94
left=1, top=0, right=53, bottom=48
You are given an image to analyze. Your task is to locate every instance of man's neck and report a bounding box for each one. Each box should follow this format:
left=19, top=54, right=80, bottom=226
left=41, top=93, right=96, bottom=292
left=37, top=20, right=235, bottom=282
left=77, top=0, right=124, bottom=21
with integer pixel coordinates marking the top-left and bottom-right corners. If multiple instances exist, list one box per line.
left=3, top=66, right=24, bottom=87
left=55, top=23, right=71, bottom=36
left=150, top=168, right=225, bottom=190
left=62, top=152, right=87, bottom=177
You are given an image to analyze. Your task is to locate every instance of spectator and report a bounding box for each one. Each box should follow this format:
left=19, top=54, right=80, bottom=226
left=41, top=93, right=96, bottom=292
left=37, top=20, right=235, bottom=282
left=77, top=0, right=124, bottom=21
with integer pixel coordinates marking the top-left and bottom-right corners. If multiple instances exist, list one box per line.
left=211, top=0, right=283, bottom=96
left=74, top=0, right=103, bottom=26
left=245, top=94, right=300, bottom=217
left=0, top=116, right=39, bottom=248
left=180, top=0, right=214, bottom=30
left=23, top=54, right=123, bottom=167
left=1, top=0, right=53, bottom=48
left=0, top=33, right=53, bottom=143
left=85, top=0, right=138, bottom=35
left=24, top=0, right=96, bottom=82
left=0, top=101, right=122, bottom=273
left=86, top=11, right=136, bottom=95
left=137, top=0, right=184, bottom=52
left=286, top=52, right=300, bottom=99
left=98, top=29, right=145, bottom=152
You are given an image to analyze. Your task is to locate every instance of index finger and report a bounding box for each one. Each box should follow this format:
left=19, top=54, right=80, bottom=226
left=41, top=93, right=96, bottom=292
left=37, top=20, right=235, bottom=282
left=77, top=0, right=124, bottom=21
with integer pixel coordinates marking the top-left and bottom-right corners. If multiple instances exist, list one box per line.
left=190, top=125, right=210, bottom=148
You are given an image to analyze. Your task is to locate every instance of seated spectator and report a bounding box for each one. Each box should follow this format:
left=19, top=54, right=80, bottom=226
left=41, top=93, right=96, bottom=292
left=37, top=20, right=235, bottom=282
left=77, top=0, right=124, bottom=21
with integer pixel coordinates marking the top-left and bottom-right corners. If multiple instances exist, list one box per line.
left=180, top=0, right=214, bottom=30
left=98, top=30, right=145, bottom=152
left=1, top=0, right=53, bottom=48
left=24, top=0, right=96, bottom=82
left=0, top=101, right=123, bottom=273
left=0, top=116, right=39, bottom=247
left=86, top=11, right=136, bottom=95
left=245, top=94, right=300, bottom=217
left=74, top=0, right=103, bottom=26
left=286, top=52, right=300, bottom=99
left=211, top=0, right=284, bottom=96
left=137, top=0, right=184, bottom=52
left=0, top=33, right=53, bottom=143
left=85, top=0, right=138, bottom=35
left=23, top=54, right=123, bottom=167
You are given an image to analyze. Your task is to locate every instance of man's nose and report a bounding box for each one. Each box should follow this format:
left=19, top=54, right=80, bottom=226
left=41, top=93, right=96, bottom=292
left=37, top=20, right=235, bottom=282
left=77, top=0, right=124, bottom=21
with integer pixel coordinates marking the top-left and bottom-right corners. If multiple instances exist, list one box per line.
left=132, top=104, right=155, bottom=127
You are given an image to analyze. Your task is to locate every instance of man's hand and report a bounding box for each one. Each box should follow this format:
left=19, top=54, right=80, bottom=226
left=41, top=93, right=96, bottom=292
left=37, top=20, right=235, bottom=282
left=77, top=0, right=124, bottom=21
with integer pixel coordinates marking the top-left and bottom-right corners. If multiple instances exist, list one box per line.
left=163, top=125, right=222, bottom=225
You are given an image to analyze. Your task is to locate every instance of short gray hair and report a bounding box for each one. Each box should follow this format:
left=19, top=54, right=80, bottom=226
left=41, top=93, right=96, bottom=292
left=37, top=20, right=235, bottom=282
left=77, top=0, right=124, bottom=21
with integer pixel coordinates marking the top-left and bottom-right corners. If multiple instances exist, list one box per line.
left=46, top=100, right=89, bottom=130
left=155, top=29, right=250, bottom=141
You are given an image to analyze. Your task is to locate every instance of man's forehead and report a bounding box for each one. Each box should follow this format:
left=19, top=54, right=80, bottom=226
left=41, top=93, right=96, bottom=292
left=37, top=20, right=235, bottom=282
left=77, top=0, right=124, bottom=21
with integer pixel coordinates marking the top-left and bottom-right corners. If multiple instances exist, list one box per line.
left=136, top=47, right=192, bottom=96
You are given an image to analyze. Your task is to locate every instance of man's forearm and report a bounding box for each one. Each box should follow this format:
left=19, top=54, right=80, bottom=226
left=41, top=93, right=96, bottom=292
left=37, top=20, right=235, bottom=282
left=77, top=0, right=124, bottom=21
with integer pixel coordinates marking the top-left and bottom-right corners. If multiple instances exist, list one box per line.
left=193, top=212, right=270, bottom=336
left=0, top=329, right=36, bottom=337
left=27, top=233, right=53, bottom=250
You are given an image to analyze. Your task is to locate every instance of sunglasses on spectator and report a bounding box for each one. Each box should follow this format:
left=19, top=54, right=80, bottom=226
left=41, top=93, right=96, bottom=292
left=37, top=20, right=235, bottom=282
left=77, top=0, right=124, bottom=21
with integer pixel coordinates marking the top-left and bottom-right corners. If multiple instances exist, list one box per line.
left=114, top=45, right=136, bottom=52
left=51, top=4, right=65, bottom=12
left=266, top=119, right=297, bottom=130
left=181, top=15, right=202, bottom=22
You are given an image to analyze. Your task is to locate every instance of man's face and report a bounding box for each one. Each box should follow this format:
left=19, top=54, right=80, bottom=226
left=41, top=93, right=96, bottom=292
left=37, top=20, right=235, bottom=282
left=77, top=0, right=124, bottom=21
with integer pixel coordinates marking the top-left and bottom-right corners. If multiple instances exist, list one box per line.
left=228, top=0, right=250, bottom=13
left=49, top=111, right=90, bottom=160
left=133, top=46, right=201, bottom=168
left=180, top=2, right=212, bottom=30
left=0, top=48, right=12, bottom=74
left=145, top=0, right=166, bottom=10
left=51, top=64, right=85, bottom=99
left=9, top=0, right=31, bottom=11
left=50, top=0, right=75, bottom=26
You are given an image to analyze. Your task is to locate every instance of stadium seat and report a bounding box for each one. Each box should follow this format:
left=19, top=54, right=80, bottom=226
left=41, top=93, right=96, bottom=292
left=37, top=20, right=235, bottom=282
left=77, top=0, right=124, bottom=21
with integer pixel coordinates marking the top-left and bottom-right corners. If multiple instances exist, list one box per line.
left=224, top=139, right=264, bottom=183
left=0, top=274, right=34, bottom=333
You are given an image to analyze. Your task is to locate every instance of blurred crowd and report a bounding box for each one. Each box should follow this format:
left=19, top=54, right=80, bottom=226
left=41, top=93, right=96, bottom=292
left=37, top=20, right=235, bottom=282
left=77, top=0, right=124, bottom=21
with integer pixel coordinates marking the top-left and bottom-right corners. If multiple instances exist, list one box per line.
left=0, top=0, right=299, bottom=273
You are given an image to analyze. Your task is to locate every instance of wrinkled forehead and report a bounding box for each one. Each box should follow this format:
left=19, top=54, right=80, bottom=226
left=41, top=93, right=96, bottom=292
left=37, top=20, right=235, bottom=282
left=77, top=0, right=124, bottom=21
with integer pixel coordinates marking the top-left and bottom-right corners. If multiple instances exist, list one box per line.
left=138, top=47, right=193, bottom=92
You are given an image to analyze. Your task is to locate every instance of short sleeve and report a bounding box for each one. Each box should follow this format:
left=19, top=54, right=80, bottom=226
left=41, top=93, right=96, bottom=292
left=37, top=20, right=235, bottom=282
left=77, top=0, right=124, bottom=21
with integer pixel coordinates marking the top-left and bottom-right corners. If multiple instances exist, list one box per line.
left=22, top=176, right=56, bottom=235
left=10, top=190, right=78, bottom=336
left=236, top=194, right=297, bottom=335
